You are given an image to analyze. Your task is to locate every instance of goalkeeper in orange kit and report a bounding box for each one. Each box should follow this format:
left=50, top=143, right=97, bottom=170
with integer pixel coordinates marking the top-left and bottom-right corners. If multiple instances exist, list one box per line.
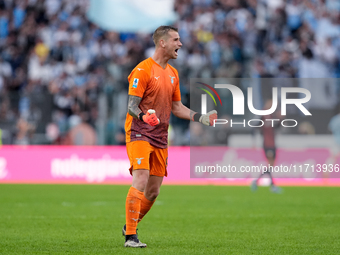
left=123, top=25, right=217, bottom=248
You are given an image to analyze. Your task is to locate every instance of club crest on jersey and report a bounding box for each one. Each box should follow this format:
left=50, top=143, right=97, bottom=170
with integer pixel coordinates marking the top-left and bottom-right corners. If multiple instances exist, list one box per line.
left=132, top=78, right=139, bottom=88
left=169, top=75, right=175, bottom=84
left=136, top=157, right=144, bottom=165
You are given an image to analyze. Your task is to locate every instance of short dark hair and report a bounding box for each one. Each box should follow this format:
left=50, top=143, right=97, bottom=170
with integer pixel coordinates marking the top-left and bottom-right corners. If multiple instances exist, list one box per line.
left=152, top=26, right=178, bottom=45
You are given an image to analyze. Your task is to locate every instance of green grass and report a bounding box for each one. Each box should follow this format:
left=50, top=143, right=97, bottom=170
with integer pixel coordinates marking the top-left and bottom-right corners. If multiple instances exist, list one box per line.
left=0, top=185, right=340, bottom=254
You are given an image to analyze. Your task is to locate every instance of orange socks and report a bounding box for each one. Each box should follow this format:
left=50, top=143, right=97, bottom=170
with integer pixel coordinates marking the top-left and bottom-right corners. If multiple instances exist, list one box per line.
left=125, top=187, right=143, bottom=235
left=125, top=187, right=156, bottom=235
left=138, top=195, right=155, bottom=223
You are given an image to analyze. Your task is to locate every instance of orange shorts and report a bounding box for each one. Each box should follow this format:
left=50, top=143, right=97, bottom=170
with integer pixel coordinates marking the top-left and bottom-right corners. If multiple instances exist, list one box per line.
left=126, top=140, right=168, bottom=177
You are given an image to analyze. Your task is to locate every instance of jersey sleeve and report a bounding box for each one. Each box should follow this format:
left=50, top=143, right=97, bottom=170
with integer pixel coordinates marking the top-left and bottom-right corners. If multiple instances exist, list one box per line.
left=172, top=72, right=181, bottom=101
left=128, top=67, right=150, bottom=98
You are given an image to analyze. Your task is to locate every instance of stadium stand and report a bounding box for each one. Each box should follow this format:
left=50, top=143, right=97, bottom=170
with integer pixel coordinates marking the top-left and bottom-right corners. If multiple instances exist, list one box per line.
left=0, top=0, right=339, bottom=145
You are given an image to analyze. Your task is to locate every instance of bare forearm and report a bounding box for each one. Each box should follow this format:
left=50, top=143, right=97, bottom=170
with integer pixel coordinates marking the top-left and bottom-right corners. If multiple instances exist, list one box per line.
left=173, top=106, right=190, bottom=120
left=172, top=102, right=197, bottom=121
left=128, top=95, right=142, bottom=119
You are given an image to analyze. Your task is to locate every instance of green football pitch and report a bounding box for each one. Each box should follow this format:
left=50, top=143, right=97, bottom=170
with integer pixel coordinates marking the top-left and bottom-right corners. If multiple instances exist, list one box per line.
left=1, top=184, right=340, bottom=254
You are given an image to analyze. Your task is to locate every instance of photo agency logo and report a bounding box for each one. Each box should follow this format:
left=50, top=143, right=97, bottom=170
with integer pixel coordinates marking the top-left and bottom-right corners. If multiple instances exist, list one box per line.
left=196, top=82, right=223, bottom=112
left=196, top=82, right=312, bottom=128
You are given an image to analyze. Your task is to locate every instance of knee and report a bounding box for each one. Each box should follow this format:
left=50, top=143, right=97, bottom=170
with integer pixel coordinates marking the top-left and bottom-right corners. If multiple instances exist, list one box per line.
left=133, top=179, right=148, bottom=192
left=145, top=188, right=160, bottom=201
left=132, top=170, right=149, bottom=192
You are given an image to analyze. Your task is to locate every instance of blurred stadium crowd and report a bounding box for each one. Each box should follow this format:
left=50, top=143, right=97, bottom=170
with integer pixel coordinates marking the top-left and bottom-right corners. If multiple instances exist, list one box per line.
left=0, top=0, right=339, bottom=145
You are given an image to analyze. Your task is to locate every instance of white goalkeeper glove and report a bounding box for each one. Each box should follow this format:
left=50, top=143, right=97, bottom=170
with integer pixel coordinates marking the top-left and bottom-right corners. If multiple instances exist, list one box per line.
left=192, top=110, right=218, bottom=126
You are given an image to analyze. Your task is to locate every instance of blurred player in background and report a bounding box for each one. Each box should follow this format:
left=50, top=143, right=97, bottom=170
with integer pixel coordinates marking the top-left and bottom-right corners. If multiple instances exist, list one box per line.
left=328, top=104, right=340, bottom=167
left=123, top=26, right=217, bottom=248
left=251, top=99, right=282, bottom=193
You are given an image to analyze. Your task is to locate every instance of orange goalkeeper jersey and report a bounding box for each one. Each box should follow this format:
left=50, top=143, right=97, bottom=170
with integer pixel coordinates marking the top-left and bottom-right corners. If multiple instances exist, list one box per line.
left=125, top=57, right=181, bottom=148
